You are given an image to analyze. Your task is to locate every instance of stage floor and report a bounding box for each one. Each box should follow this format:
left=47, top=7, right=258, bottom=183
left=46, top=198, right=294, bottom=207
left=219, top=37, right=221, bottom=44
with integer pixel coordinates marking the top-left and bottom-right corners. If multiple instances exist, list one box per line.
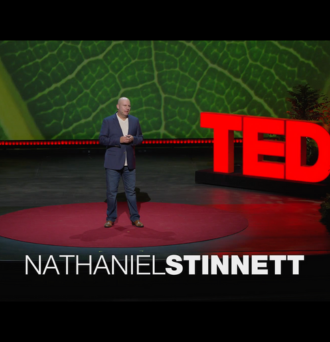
left=1, top=146, right=330, bottom=301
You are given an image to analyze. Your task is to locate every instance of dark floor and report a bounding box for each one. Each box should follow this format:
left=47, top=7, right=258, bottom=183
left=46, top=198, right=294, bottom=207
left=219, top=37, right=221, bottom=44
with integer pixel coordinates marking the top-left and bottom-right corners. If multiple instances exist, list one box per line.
left=1, top=145, right=330, bottom=301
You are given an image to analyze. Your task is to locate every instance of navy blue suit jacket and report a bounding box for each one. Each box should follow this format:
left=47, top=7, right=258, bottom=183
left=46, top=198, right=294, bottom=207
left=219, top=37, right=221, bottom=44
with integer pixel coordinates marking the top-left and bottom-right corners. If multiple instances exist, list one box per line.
left=99, top=113, right=143, bottom=170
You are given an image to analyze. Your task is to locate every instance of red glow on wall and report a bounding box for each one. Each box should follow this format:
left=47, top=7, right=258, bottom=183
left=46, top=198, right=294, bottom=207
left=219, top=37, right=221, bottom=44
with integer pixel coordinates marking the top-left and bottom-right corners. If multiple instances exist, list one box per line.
left=0, top=138, right=241, bottom=147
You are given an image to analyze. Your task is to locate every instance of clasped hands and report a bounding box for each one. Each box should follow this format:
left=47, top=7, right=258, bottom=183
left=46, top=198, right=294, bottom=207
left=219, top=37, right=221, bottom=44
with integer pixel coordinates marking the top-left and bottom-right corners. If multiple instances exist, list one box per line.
left=120, top=135, right=134, bottom=144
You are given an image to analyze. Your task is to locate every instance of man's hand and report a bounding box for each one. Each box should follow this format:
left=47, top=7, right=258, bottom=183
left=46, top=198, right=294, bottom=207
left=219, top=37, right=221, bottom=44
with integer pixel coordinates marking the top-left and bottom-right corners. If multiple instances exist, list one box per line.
left=120, top=135, right=134, bottom=144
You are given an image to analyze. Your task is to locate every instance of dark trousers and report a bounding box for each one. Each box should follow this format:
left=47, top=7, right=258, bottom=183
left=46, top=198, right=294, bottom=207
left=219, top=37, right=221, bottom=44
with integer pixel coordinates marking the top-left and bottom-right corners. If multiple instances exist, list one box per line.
left=105, top=167, right=140, bottom=222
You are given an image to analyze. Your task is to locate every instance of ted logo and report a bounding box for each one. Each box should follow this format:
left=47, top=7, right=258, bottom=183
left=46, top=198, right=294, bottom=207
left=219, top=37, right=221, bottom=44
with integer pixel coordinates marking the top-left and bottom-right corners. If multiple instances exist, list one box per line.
left=201, top=112, right=330, bottom=183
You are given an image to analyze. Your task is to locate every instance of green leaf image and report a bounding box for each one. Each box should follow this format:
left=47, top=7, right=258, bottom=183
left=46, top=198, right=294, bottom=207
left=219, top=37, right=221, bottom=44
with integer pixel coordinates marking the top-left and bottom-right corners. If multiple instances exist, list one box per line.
left=0, top=40, right=330, bottom=140
left=0, top=124, right=6, bottom=140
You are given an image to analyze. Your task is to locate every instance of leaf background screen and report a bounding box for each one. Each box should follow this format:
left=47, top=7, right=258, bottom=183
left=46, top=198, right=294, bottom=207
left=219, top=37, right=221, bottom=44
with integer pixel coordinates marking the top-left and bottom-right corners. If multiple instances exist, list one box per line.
left=0, top=40, right=329, bottom=140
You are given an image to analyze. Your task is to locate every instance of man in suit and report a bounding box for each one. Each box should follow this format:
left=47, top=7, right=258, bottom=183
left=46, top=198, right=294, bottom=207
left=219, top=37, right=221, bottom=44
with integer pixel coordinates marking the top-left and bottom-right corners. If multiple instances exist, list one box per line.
left=99, top=97, right=144, bottom=228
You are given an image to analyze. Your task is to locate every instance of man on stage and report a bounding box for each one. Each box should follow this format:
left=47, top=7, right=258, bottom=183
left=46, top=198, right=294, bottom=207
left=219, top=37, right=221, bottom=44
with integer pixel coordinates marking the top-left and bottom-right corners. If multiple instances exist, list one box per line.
left=99, top=97, right=144, bottom=228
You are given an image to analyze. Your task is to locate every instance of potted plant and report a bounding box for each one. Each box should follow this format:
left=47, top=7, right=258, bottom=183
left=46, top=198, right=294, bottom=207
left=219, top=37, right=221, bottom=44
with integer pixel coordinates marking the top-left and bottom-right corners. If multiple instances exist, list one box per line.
left=286, top=83, right=330, bottom=164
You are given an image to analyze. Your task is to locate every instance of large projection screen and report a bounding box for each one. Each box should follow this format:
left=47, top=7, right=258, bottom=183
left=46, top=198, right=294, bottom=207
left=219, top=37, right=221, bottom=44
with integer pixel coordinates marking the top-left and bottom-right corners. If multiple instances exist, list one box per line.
left=1, top=40, right=330, bottom=141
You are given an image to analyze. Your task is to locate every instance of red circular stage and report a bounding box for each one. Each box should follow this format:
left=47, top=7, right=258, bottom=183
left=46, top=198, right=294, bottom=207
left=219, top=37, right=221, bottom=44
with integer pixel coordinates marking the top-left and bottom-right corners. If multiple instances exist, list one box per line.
left=0, top=202, right=248, bottom=248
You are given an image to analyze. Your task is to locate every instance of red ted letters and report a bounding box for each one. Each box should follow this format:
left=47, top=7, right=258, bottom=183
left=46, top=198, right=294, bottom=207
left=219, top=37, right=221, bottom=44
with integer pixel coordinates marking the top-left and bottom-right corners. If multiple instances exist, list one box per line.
left=200, top=112, right=330, bottom=183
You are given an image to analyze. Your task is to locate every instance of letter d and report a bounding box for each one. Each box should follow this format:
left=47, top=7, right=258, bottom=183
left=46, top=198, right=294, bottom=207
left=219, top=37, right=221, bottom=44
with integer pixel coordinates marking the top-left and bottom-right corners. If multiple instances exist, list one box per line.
left=286, top=120, right=330, bottom=182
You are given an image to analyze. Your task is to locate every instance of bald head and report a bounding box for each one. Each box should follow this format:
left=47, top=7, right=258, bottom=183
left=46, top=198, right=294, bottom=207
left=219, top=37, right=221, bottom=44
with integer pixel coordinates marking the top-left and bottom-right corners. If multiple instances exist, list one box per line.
left=118, top=97, right=129, bottom=105
left=116, top=97, right=131, bottom=120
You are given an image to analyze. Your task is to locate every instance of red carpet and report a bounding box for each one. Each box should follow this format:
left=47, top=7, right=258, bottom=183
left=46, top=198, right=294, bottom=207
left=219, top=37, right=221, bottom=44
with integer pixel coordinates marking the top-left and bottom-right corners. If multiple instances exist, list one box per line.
left=0, top=202, right=248, bottom=248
